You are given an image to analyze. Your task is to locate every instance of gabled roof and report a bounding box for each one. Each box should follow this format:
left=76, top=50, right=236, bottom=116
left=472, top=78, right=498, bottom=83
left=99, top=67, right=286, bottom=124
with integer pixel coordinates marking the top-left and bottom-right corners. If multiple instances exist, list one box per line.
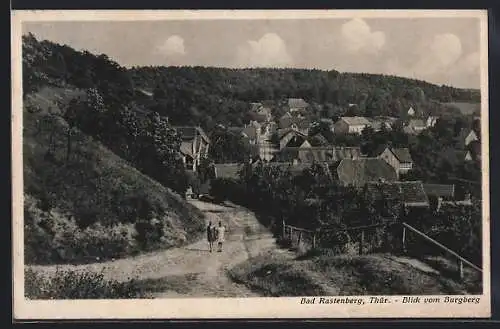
left=249, top=112, right=269, bottom=123
left=334, top=158, right=398, bottom=187
left=309, top=133, right=329, bottom=146
left=368, top=118, right=383, bottom=131
left=274, top=146, right=362, bottom=164
left=242, top=126, right=258, bottom=140
left=277, top=128, right=307, bottom=140
left=288, top=98, right=309, bottom=109
left=180, top=141, right=193, bottom=157
left=367, top=181, right=429, bottom=207
left=458, top=127, right=478, bottom=140
left=399, top=181, right=430, bottom=206
left=408, top=119, right=426, bottom=128
left=250, top=102, right=263, bottom=111
left=467, top=140, right=481, bottom=161
left=173, top=126, right=210, bottom=144
left=320, top=118, right=334, bottom=125
left=279, top=115, right=311, bottom=130
left=391, top=148, right=413, bottom=163
left=338, top=116, right=371, bottom=126
left=280, top=112, right=293, bottom=120
left=264, top=162, right=313, bottom=175
left=423, top=184, right=455, bottom=198
left=214, top=163, right=242, bottom=180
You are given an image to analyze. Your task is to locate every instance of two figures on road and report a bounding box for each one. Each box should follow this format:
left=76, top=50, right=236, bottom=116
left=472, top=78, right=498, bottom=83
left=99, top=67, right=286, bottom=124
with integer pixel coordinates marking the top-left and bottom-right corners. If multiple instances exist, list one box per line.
left=207, top=221, right=226, bottom=252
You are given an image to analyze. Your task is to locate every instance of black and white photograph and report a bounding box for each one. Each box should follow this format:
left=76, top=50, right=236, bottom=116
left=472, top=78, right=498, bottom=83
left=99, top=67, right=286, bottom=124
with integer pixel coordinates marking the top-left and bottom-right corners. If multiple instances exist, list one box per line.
left=12, top=10, right=490, bottom=319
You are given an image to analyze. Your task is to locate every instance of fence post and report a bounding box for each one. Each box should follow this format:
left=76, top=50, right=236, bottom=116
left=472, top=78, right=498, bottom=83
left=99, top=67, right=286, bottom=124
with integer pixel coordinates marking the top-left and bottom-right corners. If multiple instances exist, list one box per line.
left=312, top=232, right=317, bottom=250
left=359, top=229, right=365, bottom=255
left=459, top=260, right=464, bottom=280
left=298, top=231, right=302, bottom=247
left=282, top=219, right=285, bottom=238
left=402, top=225, right=407, bottom=254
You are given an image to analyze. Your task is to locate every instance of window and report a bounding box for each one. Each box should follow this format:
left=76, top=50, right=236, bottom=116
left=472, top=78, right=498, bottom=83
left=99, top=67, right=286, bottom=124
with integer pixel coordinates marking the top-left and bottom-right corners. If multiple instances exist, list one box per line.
left=185, top=157, right=194, bottom=169
left=400, top=162, right=412, bottom=169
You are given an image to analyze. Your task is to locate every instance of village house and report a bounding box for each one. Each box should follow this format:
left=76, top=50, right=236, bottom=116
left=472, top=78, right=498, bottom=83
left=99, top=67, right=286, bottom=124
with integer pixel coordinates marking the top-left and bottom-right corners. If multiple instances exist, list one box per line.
left=455, top=140, right=481, bottom=163
left=287, top=98, right=309, bottom=112
left=423, top=183, right=455, bottom=211
left=249, top=102, right=273, bottom=123
left=426, top=116, right=439, bottom=128
left=378, top=147, right=414, bottom=177
left=467, top=140, right=481, bottom=162
left=237, top=121, right=279, bottom=161
left=454, top=150, right=471, bottom=163
left=241, top=123, right=259, bottom=145
left=273, top=146, right=362, bottom=164
left=366, top=181, right=430, bottom=210
left=213, top=163, right=242, bottom=180
left=407, top=106, right=416, bottom=117
left=403, top=119, right=426, bottom=135
left=333, top=116, right=371, bottom=135
left=277, top=128, right=309, bottom=150
left=368, top=117, right=398, bottom=132
left=457, top=128, right=479, bottom=148
left=255, top=161, right=313, bottom=176
left=319, top=118, right=335, bottom=132
left=278, top=114, right=311, bottom=135
left=332, top=158, right=398, bottom=187
left=174, top=126, right=211, bottom=172
left=308, top=133, right=329, bottom=146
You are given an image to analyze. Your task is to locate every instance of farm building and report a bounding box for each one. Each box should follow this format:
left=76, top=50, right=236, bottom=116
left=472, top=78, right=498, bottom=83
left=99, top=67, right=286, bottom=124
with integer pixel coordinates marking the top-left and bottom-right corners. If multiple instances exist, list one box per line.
left=273, top=146, right=362, bottom=164
left=287, top=98, right=309, bottom=112
left=378, top=147, right=414, bottom=176
left=366, top=181, right=430, bottom=209
left=333, top=116, right=371, bottom=135
left=174, top=126, right=211, bottom=172
left=331, top=158, right=398, bottom=187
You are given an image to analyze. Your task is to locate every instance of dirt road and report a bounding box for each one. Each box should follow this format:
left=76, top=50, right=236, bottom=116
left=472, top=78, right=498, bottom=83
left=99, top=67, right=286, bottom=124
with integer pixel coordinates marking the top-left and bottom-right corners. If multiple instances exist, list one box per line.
left=28, top=200, right=288, bottom=297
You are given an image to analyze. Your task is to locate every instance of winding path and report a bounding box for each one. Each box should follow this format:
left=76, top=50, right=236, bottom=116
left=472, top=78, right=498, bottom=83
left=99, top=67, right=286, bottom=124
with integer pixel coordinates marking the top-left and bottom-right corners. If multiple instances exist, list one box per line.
left=28, top=200, right=291, bottom=297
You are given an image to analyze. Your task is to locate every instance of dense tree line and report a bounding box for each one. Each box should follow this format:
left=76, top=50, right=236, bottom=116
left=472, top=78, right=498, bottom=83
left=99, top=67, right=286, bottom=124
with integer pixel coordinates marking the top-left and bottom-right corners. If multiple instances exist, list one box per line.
left=23, top=34, right=482, bottom=191
left=130, top=66, right=480, bottom=126
left=23, top=33, right=189, bottom=195
left=23, top=33, right=480, bottom=150
left=211, top=162, right=482, bottom=265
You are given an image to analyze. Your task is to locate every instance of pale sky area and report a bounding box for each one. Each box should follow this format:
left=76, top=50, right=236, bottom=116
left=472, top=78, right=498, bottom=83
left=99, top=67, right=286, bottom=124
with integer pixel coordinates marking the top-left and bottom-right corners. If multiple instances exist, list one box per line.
left=24, top=17, right=481, bottom=89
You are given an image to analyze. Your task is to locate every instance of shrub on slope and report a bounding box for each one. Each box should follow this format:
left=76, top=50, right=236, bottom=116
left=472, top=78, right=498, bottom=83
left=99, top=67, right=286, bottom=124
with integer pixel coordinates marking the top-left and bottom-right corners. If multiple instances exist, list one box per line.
left=23, top=88, right=205, bottom=265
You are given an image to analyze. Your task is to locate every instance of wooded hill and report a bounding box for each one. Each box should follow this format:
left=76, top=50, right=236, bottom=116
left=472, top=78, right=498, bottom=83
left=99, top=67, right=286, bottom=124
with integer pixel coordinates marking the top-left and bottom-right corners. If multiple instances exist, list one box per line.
left=24, top=33, right=480, bottom=133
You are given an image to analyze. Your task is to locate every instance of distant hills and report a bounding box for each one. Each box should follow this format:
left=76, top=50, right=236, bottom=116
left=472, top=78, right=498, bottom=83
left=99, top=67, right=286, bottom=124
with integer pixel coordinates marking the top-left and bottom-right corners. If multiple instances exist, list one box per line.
left=23, top=33, right=480, bottom=132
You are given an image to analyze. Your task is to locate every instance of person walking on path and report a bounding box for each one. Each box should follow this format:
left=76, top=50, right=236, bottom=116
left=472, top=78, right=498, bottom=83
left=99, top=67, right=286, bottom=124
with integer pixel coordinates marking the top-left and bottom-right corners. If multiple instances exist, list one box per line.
left=207, top=221, right=216, bottom=252
left=216, top=221, right=226, bottom=252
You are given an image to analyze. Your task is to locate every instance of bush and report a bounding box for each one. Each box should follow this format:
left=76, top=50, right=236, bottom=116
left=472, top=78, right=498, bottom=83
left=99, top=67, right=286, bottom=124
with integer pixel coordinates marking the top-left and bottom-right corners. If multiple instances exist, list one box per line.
left=25, top=268, right=150, bottom=299
left=209, top=177, right=246, bottom=203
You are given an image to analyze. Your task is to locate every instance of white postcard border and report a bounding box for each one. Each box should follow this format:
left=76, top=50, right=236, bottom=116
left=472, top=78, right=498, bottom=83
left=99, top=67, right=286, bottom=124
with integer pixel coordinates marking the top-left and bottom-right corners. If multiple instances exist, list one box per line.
left=11, top=9, right=491, bottom=320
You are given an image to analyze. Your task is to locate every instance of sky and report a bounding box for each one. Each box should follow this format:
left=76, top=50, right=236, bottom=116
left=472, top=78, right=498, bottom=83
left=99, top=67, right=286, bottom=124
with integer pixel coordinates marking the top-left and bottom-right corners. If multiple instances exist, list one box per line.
left=23, top=16, right=482, bottom=89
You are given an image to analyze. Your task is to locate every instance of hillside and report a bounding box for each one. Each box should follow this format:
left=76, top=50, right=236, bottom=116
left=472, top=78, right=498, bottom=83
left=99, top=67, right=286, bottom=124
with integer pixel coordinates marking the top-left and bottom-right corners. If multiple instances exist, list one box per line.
left=23, top=86, right=206, bottom=265
left=23, top=33, right=480, bottom=135
left=229, top=251, right=482, bottom=296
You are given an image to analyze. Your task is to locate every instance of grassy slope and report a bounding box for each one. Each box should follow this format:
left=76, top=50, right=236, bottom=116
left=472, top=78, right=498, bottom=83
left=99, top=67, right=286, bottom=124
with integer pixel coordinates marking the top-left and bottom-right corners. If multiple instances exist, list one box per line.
left=23, top=86, right=206, bottom=265
left=229, top=251, right=481, bottom=296
left=442, top=102, right=481, bottom=116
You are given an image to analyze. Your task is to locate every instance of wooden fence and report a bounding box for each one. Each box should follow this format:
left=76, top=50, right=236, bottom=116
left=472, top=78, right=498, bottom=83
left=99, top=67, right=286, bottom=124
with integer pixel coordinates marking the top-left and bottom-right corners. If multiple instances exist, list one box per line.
left=281, top=220, right=482, bottom=280
left=401, top=222, right=482, bottom=279
left=282, top=220, right=392, bottom=255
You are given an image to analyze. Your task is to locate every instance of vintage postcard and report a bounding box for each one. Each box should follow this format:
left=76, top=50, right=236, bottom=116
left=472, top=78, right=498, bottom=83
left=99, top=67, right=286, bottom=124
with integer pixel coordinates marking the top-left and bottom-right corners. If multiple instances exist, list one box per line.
left=12, top=10, right=490, bottom=319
